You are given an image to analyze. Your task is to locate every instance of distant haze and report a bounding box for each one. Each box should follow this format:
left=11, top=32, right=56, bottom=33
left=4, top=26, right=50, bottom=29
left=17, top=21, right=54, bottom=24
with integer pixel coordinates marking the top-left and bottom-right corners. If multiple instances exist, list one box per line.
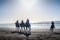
left=0, top=0, right=60, bottom=23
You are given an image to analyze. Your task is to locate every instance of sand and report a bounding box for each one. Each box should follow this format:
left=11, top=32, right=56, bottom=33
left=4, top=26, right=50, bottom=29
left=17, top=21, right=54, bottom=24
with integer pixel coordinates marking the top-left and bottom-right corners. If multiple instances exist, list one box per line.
left=0, top=29, right=60, bottom=40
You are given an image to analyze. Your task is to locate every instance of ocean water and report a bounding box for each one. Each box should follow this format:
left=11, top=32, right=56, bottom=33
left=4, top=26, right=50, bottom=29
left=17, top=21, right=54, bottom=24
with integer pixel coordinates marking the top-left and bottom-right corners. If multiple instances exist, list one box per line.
left=0, top=23, right=60, bottom=31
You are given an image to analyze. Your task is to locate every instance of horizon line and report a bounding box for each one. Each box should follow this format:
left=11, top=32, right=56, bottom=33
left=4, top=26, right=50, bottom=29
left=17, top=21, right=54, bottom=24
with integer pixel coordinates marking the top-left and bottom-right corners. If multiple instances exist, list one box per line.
left=0, top=21, right=60, bottom=24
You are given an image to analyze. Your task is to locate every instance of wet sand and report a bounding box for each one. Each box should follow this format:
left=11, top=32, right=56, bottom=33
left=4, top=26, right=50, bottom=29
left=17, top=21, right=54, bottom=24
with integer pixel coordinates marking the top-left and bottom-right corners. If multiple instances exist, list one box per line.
left=0, top=29, right=60, bottom=40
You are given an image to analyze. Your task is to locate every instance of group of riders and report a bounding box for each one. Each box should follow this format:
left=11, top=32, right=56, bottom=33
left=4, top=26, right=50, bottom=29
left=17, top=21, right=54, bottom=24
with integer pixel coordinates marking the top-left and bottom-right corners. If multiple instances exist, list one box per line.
left=15, top=18, right=55, bottom=33
left=15, top=18, right=31, bottom=32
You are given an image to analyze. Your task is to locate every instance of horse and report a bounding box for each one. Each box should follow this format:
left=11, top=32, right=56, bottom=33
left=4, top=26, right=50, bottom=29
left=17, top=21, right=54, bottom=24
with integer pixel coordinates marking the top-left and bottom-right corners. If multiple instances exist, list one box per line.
left=20, top=20, right=25, bottom=31
left=50, top=21, right=55, bottom=32
left=25, top=19, right=31, bottom=32
left=15, top=20, right=20, bottom=32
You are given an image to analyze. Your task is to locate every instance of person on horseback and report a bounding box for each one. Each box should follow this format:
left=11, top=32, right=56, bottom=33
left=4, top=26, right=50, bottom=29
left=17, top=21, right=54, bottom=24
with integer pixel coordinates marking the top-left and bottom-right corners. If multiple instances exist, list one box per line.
left=20, top=20, right=25, bottom=32
left=25, top=18, right=31, bottom=32
left=50, top=21, right=55, bottom=33
left=15, top=20, right=20, bottom=32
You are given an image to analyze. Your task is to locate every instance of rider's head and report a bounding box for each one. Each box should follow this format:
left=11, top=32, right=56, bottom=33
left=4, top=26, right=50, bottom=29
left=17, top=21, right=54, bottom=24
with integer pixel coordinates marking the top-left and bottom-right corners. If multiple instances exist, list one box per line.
left=21, top=20, right=23, bottom=23
left=16, top=20, right=19, bottom=22
left=51, top=21, right=54, bottom=25
left=27, top=18, right=29, bottom=22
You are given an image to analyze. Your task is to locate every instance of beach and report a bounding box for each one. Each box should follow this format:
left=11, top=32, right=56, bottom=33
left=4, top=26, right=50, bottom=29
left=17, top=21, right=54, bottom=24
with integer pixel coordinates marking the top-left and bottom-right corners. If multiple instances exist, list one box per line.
left=0, top=29, right=60, bottom=40
left=0, top=23, right=60, bottom=40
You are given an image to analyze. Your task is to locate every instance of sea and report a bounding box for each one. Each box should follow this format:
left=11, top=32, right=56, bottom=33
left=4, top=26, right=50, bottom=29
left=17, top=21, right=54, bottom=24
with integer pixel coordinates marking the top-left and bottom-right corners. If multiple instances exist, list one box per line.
left=0, top=22, right=60, bottom=32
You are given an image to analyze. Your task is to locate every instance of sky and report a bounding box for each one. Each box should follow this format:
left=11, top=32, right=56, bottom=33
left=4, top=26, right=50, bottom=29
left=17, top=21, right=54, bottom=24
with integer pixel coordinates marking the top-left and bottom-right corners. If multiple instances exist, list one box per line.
left=0, top=0, right=60, bottom=23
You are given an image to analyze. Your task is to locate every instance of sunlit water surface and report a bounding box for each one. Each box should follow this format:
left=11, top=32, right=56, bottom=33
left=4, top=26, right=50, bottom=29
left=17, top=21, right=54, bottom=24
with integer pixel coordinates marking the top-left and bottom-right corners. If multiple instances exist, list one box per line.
left=0, top=23, right=60, bottom=31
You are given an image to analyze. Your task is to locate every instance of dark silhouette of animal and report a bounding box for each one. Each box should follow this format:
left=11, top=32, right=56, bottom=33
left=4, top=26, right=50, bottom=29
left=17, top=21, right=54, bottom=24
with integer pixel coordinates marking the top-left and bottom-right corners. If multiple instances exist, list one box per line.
left=50, top=21, right=55, bottom=32
left=15, top=20, right=20, bottom=27
left=14, top=19, right=31, bottom=37
left=25, top=19, right=31, bottom=31
left=20, top=20, right=25, bottom=31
